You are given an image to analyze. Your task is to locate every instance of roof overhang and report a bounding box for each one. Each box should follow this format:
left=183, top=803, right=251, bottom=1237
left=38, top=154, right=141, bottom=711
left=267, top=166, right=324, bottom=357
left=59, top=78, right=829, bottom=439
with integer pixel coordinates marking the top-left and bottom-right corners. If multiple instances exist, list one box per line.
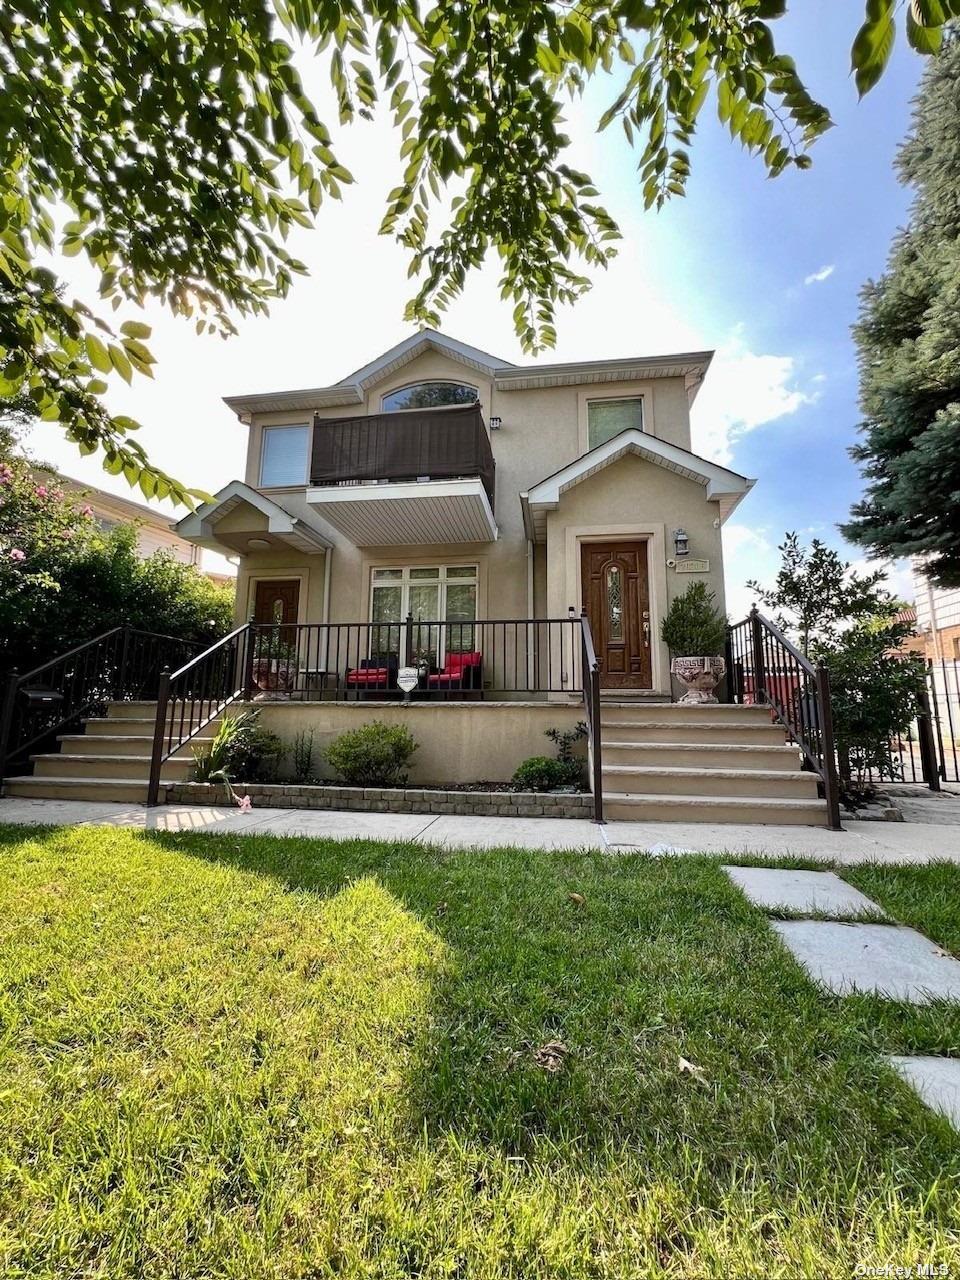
left=305, top=478, right=498, bottom=547
left=222, top=332, right=714, bottom=417
left=520, top=429, right=754, bottom=543
left=496, top=350, right=713, bottom=405
left=174, top=481, right=332, bottom=555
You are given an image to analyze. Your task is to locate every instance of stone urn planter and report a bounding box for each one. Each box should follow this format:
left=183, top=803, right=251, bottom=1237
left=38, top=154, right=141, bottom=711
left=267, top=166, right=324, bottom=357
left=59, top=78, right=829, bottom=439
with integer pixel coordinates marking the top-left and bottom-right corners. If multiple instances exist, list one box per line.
left=670, top=655, right=726, bottom=704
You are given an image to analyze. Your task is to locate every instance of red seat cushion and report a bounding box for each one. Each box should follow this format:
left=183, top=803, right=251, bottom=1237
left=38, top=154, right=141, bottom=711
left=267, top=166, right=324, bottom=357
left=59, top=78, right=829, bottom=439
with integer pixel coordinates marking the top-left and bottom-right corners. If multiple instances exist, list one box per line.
left=427, top=652, right=481, bottom=684
left=346, top=667, right=391, bottom=685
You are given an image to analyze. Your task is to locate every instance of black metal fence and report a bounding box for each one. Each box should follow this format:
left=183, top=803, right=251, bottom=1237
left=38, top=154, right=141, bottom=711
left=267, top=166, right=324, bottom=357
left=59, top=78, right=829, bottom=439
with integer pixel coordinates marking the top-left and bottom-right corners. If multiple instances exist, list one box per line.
left=241, top=616, right=583, bottom=701
left=727, top=607, right=841, bottom=828
left=856, top=659, right=959, bottom=788
left=0, top=626, right=203, bottom=776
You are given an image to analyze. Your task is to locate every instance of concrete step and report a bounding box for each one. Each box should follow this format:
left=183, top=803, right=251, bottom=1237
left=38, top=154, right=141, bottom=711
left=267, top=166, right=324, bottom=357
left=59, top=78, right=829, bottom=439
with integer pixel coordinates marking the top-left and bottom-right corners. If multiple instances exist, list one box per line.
left=602, top=792, right=829, bottom=826
left=104, top=701, right=159, bottom=720
left=600, top=703, right=771, bottom=723
left=82, top=717, right=157, bottom=735
left=601, top=763, right=820, bottom=800
left=601, top=719, right=786, bottom=746
left=601, top=741, right=803, bottom=771
left=31, top=754, right=195, bottom=781
left=2, top=775, right=171, bottom=803
left=57, top=733, right=215, bottom=758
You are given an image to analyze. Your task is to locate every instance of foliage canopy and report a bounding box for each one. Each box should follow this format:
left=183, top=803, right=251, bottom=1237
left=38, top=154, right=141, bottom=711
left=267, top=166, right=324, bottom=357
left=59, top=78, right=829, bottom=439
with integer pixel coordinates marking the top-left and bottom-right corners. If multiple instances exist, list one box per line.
left=844, top=31, right=960, bottom=587
left=1, top=1, right=953, bottom=500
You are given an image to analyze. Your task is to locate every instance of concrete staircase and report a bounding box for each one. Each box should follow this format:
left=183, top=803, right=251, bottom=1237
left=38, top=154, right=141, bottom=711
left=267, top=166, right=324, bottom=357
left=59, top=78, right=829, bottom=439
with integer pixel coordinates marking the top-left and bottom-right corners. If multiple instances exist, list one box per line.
left=600, top=702, right=828, bottom=825
left=3, top=701, right=213, bottom=803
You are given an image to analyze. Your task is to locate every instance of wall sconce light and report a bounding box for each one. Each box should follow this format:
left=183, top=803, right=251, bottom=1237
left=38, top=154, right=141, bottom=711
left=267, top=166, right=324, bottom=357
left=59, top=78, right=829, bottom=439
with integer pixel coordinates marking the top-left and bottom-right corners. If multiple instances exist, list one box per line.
left=489, top=416, right=502, bottom=431
left=673, top=527, right=689, bottom=558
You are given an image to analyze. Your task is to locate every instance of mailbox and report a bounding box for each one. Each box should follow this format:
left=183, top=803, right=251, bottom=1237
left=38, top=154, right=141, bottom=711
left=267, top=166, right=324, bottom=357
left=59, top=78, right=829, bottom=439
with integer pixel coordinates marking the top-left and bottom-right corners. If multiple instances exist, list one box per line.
left=19, top=686, right=64, bottom=710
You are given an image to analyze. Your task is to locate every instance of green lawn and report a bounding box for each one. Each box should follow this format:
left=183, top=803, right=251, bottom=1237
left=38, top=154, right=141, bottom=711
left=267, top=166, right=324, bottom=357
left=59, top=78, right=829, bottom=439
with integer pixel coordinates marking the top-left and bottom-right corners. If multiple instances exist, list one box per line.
left=1, top=824, right=959, bottom=1278
left=843, top=860, right=960, bottom=957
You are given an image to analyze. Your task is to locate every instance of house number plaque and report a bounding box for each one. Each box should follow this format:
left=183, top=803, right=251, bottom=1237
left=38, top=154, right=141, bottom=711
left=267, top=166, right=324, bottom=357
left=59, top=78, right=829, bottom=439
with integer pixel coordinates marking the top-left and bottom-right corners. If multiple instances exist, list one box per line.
left=675, top=558, right=710, bottom=573
left=397, top=666, right=420, bottom=693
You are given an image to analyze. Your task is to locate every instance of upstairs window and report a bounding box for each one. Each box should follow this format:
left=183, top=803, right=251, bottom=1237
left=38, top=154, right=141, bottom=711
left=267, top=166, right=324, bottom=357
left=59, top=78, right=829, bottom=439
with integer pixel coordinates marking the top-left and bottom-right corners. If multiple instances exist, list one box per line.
left=587, top=397, right=644, bottom=450
left=260, top=424, right=309, bottom=487
left=382, top=382, right=478, bottom=412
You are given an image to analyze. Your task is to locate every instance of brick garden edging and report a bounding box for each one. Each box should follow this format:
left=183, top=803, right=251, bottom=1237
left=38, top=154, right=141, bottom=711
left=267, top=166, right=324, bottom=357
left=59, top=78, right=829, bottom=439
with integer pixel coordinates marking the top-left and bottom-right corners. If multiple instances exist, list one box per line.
left=165, top=781, right=593, bottom=820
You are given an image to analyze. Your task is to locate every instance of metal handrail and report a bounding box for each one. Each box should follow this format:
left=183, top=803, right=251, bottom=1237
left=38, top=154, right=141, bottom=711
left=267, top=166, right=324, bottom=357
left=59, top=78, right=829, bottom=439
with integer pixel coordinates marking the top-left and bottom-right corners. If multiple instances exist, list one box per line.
left=147, top=624, right=253, bottom=804
left=580, top=610, right=604, bottom=824
left=728, top=605, right=841, bottom=829
left=0, top=626, right=206, bottom=778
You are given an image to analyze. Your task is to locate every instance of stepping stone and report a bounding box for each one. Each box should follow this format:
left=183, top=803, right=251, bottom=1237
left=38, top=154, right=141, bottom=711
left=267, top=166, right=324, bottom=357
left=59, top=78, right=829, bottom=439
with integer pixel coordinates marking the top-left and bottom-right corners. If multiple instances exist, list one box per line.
left=723, top=866, right=882, bottom=917
left=887, top=1055, right=960, bottom=1129
left=772, top=921, right=960, bottom=1004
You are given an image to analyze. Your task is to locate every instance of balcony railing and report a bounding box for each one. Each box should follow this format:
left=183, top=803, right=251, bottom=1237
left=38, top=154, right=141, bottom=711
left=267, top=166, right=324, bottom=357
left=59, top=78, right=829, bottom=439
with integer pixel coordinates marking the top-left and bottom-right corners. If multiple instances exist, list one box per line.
left=309, top=403, right=495, bottom=507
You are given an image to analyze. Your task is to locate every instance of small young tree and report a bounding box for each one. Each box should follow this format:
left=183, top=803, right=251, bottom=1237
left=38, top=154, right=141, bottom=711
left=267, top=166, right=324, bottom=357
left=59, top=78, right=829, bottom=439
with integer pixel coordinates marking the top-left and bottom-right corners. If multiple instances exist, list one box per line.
left=746, top=532, right=889, bottom=657
left=660, top=581, right=727, bottom=656
left=749, top=532, right=924, bottom=798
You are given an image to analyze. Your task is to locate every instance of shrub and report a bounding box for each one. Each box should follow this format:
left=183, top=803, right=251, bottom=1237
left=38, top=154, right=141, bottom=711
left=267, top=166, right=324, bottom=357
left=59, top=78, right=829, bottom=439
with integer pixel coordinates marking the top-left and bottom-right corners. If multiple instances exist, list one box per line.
left=229, top=726, right=285, bottom=782
left=325, top=722, right=417, bottom=787
left=544, top=721, right=587, bottom=786
left=291, top=729, right=316, bottom=783
left=660, top=581, right=727, bottom=656
left=511, top=756, right=569, bottom=792
left=192, top=710, right=260, bottom=782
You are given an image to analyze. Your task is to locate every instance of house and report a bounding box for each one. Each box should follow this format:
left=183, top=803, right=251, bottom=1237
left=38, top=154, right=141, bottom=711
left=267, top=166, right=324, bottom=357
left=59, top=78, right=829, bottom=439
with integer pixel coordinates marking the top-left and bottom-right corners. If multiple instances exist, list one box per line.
left=5, top=331, right=835, bottom=826
left=52, top=472, right=231, bottom=583
left=175, top=330, right=752, bottom=695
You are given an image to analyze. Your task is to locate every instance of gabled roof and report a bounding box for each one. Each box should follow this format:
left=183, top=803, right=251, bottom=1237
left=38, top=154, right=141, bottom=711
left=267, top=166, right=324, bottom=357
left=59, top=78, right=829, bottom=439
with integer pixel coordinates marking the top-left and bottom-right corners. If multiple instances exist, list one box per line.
left=520, top=429, right=754, bottom=542
left=175, top=480, right=332, bottom=553
left=223, top=330, right=715, bottom=416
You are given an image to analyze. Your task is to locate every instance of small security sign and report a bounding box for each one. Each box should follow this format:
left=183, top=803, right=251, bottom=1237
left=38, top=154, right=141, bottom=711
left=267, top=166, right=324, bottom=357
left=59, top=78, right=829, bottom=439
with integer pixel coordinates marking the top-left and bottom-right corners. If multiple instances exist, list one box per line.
left=397, top=666, right=420, bottom=694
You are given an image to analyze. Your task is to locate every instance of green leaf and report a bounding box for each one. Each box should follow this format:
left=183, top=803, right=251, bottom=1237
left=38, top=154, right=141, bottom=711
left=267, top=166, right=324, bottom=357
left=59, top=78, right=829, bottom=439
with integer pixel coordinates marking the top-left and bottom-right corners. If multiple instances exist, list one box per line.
left=851, top=6, right=896, bottom=95
left=84, top=333, right=112, bottom=374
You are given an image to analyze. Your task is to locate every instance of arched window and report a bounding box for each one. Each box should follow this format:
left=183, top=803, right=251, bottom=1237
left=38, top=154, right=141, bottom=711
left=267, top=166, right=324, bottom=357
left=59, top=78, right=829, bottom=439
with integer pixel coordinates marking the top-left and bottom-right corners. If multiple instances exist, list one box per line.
left=382, top=381, right=478, bottom=412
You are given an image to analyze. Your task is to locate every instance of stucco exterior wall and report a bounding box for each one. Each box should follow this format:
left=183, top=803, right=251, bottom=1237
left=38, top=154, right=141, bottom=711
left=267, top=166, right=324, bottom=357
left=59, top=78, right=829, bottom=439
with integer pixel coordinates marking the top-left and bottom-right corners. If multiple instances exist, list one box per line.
left=227, top=347, right=711, bottom=636
left=544, top=454, right=726, bottom=694
left=247, top=699, right=585, bottom=785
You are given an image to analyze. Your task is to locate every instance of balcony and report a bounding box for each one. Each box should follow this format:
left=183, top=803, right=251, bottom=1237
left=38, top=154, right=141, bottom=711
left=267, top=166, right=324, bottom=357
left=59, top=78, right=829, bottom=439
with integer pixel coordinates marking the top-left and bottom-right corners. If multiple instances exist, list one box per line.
left=306, top=403, right=497, bottom=545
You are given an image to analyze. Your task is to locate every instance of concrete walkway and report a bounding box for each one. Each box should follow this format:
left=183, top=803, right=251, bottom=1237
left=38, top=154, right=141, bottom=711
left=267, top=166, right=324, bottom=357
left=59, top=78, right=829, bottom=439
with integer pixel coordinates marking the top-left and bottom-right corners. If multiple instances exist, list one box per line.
left=1, top=796, right=959, bottom=863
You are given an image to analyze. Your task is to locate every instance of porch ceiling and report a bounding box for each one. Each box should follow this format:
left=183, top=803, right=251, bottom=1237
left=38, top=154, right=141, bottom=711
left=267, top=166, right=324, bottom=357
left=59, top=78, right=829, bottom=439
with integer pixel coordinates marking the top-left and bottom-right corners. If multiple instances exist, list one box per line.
left=305, top=478, right=497, bottom=546
left=174, top=481, right=331, bottom=556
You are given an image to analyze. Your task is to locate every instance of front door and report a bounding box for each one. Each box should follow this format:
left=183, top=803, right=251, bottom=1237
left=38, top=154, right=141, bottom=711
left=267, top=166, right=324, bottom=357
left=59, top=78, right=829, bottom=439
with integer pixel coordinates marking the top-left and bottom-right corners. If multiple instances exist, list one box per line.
left=581, top=542, right=652, bottom=689
left=253, top=578, right=300, bottom=630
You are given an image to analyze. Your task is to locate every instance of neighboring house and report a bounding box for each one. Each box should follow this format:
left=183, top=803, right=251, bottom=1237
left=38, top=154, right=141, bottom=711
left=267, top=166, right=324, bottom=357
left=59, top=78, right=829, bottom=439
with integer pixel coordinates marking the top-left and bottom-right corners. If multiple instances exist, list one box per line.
left=913, top=569, right=960, bottom=665
left=55, top=473, right=204, bottom=566
left=175, top=329, right=754, bottom=699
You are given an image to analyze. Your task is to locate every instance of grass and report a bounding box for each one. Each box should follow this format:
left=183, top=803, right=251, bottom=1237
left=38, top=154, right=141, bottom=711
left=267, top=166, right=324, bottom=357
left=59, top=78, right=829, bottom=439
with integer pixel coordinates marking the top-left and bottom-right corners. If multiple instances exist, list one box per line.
left=0, top=823, right=959, bottom=1277
left=842, top=860, right=960, bottom=957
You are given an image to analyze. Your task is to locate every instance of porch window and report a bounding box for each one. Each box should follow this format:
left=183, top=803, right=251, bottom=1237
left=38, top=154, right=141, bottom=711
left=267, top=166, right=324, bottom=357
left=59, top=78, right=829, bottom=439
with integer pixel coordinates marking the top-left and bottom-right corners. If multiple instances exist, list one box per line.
left=587, top=397, right=644, bottom=450
left=381, top=382, right=478, bottom=412
left=370, top=564, right=478, bottom=663
left=260, top=424, right=310, bottom=487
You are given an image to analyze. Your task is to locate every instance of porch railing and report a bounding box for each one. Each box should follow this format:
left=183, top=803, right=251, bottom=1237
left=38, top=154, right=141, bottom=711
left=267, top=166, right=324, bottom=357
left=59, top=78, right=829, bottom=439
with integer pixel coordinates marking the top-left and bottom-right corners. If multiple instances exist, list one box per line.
left=0, top=626, right=204, bottom=777
left=727, top=606, right=842, bottom=829
left=580, top=610, right=604, bottom=823
left=147, top=625, right=253, bottom=805
left=146, top=615, right=604, bottom=814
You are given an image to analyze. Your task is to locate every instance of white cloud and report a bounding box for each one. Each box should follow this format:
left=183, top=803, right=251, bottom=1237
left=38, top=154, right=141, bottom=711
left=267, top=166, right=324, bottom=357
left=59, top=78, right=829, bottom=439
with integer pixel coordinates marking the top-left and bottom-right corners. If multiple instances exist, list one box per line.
left=803, top=264, right=835, bottom=286
left=847, top=556, right=917, bottom=605
left=721, top=524, right=776, bottom=621
left=690, top=330, right=815, bottom=466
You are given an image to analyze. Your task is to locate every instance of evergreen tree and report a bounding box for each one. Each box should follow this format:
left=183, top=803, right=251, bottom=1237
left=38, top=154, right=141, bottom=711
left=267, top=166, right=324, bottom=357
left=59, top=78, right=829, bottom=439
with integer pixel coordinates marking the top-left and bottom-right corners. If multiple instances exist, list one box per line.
left=844, top=33, right=960, bottom=587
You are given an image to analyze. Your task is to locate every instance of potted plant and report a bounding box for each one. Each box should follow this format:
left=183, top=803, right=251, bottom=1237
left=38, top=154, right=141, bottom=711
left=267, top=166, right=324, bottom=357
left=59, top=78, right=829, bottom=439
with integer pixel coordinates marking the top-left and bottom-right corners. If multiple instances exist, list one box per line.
left=660, top=581, right=728, bottom=704
left=251, top=627, right=298, bottom=693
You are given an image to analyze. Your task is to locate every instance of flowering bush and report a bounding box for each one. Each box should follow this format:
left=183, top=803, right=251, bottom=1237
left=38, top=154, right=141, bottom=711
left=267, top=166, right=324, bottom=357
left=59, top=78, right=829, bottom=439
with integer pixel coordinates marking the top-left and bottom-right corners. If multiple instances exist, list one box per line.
left=0, top=440, right=233, bottom=674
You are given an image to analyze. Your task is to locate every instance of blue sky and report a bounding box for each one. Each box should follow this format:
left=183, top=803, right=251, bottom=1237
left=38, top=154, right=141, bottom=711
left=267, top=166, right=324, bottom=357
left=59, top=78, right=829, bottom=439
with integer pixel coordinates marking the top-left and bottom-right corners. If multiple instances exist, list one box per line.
left=32, top=4, right=926, bottom=611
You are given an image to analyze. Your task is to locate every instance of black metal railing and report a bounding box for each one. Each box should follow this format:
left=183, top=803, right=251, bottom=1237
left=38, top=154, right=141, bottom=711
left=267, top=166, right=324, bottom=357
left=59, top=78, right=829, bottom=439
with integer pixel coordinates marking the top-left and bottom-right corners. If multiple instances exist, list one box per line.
left=310, top=403, right=495, bottom=507
left=580, top=611, right=604, bottom=823
left=146, top=615, right=600, bottom=809
left=147, top=625, right=253, bottom=805
left=240, top=616, right=582, bottom=701
left=0, top=626, right=204, bottom=777
left=727, top=606, right=841, bottom=829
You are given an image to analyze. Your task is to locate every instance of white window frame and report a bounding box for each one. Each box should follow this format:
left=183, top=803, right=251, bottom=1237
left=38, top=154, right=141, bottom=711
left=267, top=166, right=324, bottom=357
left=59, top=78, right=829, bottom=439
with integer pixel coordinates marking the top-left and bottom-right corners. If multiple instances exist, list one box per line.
left=380, top=381, right=479, bottom=413
left=259, top=423, right=310, bottom=488
left=585, top=395, right=645, bottom=451
left=369, top=564, right=479, bottom=663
